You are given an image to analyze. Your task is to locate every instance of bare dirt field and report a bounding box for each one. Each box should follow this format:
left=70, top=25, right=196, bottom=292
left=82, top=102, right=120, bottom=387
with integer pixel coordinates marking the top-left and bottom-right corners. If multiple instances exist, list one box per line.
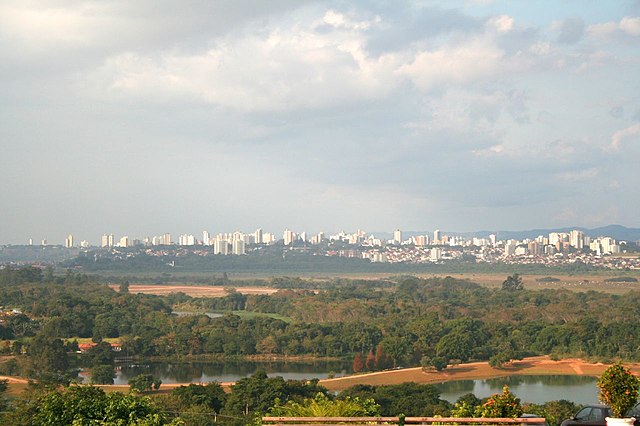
left=108, top=284, right=279, bottom=297
left=318, top=356, right=626, bottom=392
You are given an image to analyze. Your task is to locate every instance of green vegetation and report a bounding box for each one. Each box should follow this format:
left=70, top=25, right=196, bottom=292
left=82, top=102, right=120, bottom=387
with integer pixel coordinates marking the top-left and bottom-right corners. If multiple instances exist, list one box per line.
left=4, top=265, right=640, bottom=423
left=597, top=363, right=640, bottom=417
left=536, top=276, right=561, bottom=282
left=268, top=392, right=380, bottom=417
left=604, top=276, right=638, bottom=283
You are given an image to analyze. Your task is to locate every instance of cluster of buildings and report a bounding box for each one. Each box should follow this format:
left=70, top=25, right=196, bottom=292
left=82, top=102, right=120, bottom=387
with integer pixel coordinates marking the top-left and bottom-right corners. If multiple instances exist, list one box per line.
left=24, top=227, right=638, bottom=269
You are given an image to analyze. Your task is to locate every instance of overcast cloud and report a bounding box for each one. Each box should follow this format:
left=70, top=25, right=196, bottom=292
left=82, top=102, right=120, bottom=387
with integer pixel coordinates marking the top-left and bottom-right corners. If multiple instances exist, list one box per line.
left=1, top=0, right=639, bottom=244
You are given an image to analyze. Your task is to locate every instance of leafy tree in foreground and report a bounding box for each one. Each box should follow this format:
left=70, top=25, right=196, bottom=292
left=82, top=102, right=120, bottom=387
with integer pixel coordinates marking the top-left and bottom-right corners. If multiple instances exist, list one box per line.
left=475, top=385, right=523, bottom=418
left=172, top=382, right=226, bottom=413
left=224, top=371, right=327, bottom=416
left=339, top=382, right=451, bottom=416
left=5, top=385, right=180, bottom=426
left=523, top=400, right=582, bottom=426
left=268, top=392, right=379, bottom=417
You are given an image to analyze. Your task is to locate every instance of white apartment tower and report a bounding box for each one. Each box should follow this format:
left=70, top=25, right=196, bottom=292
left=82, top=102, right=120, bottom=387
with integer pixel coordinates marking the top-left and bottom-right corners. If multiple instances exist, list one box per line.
left=393, top=229, right=402, bottom=244
left=118, top=236, right=129, bottom=248
left=232, top=239, right=245, bottom=255
left=283, top=229, right=295, bottom=246
left=101, top=234, right=109, bottom=247
left=65, top=234, right=74, bottom=248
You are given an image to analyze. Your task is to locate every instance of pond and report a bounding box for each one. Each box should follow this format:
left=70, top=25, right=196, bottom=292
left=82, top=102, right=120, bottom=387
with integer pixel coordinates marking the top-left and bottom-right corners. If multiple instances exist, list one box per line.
left=433, top=375, right=599, bottom=405
left=112, top=359, right=352, bottom=385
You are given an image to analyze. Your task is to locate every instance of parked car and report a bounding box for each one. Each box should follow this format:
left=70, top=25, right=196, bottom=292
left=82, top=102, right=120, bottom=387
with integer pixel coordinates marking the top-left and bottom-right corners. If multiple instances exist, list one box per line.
left=522, top=413, right=549, bottom=426
left=561, top=405, right=612, bottom=426
left=561, top=403, right=640, bottom=426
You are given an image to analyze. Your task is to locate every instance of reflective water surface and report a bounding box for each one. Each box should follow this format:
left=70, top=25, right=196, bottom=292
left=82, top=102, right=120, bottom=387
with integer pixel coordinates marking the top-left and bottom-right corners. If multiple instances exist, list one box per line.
left=433, top=375, right=598, bottom=404
left=114, top=360, right=352, bottom=385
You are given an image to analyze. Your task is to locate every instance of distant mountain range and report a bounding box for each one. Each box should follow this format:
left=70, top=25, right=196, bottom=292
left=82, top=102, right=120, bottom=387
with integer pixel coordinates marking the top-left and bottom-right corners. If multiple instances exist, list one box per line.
left=376, top=225, right=640, bottom=242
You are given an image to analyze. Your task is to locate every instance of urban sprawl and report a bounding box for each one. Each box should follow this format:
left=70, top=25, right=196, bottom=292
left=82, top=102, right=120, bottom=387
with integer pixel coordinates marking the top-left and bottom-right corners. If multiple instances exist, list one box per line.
left=33, top=227, right=640, bottom=271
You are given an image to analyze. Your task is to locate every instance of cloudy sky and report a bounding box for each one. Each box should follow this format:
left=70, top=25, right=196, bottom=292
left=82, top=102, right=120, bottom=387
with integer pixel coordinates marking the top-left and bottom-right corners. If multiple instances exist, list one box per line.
left=1, top=0, right=640, bottom=244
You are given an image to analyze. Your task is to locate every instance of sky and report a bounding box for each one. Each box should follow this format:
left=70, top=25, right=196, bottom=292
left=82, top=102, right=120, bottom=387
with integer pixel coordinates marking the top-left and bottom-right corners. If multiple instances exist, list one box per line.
left=1, top=0, right=640, bottom=245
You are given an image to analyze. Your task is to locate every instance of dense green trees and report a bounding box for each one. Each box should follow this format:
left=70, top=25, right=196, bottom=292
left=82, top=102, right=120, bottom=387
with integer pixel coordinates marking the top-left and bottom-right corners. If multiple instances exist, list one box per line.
left=268, top=392, right=380, bottom=417
left=224, top=371, right=326, bottom=416
left=3, top=385, right=180, bottom=425
left=338, top=383, right=451, bottom=416
left=5, top=267, right=640, bottom=379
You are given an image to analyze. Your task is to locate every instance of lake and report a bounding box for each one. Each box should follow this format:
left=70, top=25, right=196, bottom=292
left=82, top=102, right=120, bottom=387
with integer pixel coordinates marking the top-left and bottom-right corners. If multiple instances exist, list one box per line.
left=113, top=360, right=352, bottom=385
left=433, top=375, right=599, bottom=405
left=112, top=360, right=599, bottom=405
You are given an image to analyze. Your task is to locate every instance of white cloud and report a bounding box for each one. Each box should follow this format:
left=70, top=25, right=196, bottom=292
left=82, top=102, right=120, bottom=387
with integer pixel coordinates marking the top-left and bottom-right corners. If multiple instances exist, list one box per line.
left=609, top=123, right=640, bottom=150
left=321, top=9, right=380, bottom=31
left=620, top=16, right=640, bottom=36
left=85, top=20, right=400, bottom=111
left=397, top=37, right=505, bottom=90
left=486, top=15, right=514, bottom=33
left=0, top=1, right=112, bottom=50
left=588, top=16, right=640, bottom=38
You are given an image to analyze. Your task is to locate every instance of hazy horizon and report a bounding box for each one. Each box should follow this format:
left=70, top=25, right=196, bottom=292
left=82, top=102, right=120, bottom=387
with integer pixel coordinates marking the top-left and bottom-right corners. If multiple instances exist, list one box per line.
left=2, top=1, right=640, bottom=245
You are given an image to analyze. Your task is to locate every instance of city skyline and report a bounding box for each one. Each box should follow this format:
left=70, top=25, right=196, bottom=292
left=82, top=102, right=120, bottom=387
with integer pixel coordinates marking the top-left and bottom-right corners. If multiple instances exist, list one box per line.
left=10, top=222, right=640, bottom=248
left=1, top=1, right=640, bottom=244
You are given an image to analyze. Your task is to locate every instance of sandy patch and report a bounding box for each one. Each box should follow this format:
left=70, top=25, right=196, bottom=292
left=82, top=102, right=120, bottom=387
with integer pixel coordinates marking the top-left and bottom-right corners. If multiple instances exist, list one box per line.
left=318, top=356, right=613, bottom=391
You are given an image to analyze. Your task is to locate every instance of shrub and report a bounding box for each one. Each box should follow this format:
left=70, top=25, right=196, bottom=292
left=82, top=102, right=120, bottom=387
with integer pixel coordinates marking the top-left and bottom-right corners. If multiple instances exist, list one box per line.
left=597, top=363, right=640, bottom=417
left=475, top=385, right=523, bottom=418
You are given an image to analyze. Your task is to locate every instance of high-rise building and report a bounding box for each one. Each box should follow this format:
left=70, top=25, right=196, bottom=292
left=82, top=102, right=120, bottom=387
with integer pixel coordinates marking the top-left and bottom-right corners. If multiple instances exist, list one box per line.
left=118, top=236, right=129, bottom=247
left=214, top=239, right=230, bottom=255
left=232, top=239, right=245, bottom=255
left=203, top=231, right=210, bottom=246
left=179, top=234, right=196, bottom=246
left=65, top=234, right=74, bottom=248
left=393, top=229, right=402, bottom=245
left=433, top=229, right=442, bottom=245
left=430, top=247, right=442, bottom=261
left=255, top=228, right=263, bottom=244
left=570, top=230, right=585, bottom=250
left=283, top=229, right=295, bottom=246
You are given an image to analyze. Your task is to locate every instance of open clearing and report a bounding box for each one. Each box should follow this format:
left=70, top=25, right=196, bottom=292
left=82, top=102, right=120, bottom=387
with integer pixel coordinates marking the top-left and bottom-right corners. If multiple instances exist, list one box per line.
left=108, top=284, right=279, bottom=297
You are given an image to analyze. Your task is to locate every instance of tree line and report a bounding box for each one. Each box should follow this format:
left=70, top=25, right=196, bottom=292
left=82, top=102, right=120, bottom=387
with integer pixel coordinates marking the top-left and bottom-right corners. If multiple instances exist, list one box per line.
left=0, top=371, right=583, bottom=426
left=2, top=268, right=640, bottom=383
